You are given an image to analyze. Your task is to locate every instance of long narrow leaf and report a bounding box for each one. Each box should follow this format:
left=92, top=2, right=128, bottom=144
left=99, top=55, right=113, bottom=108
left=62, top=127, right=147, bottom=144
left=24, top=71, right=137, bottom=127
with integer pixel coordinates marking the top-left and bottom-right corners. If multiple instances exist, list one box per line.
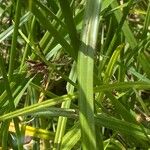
left=77, top=0, right=101, bottom=149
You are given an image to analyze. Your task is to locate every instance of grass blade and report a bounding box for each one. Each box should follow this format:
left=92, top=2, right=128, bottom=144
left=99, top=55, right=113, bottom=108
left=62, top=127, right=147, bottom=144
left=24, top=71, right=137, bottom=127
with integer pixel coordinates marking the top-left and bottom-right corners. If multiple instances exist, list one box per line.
left=77, top=0, right=101, bottom=149
left=8, top=0, right=21, bottom=78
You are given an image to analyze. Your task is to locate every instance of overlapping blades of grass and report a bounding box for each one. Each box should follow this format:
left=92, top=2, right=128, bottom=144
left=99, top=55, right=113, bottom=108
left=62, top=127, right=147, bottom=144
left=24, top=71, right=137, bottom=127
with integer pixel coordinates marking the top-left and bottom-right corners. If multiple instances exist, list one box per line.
left=29, top=1, right=75, bottom=59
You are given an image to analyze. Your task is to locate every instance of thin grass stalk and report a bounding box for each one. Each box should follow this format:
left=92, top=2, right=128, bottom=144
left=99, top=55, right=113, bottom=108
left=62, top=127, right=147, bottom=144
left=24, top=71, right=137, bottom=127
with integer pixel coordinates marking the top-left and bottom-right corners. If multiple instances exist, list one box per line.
left=0, top=121, right=10, bottom=149
left=8, top=0, right=21, bottom=79
left=142, top=2, right=150, bottom=37
left=53, top=62, right=77, bottom=150
left=99, top=0, right=134, bottom=72
left=111, top=0, right=137, bottom=49
left=0, top=53, right=23, bottom=149
left=39, top=9, right=62, bottom=53
left=97, top=44, right=124, bottom=103
left=77, top=0, right=101, bottom=149
left=19, top=16, right=36, bottom=72
left=58, top=0, right=79, bottom=59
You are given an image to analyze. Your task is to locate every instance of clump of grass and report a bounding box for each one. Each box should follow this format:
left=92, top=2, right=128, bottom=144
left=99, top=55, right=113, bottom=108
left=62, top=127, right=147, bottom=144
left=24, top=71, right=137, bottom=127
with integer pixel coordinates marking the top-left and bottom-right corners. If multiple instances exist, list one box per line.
left=0, top=0, right=150, bottom=149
